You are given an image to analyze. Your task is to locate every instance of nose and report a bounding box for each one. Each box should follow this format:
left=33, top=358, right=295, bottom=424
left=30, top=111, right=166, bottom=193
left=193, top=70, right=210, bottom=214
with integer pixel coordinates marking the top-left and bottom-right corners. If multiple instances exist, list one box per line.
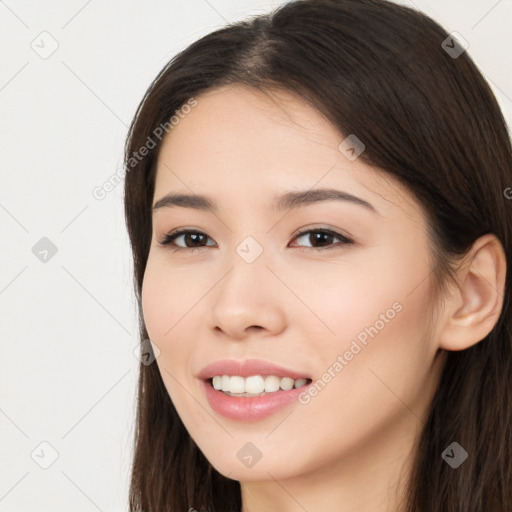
left=209, top=253, right=287, bottom=341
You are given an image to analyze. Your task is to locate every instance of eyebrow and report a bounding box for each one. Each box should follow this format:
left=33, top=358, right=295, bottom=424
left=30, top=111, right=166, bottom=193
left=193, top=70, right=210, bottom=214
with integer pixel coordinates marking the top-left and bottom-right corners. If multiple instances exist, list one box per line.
left=152, top=187, right=378, bottom=214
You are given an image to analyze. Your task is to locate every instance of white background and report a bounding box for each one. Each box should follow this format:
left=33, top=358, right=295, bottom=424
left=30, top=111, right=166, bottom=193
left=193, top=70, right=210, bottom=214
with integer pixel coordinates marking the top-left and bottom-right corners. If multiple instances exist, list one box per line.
left=0, top=0, right=511, bottom=510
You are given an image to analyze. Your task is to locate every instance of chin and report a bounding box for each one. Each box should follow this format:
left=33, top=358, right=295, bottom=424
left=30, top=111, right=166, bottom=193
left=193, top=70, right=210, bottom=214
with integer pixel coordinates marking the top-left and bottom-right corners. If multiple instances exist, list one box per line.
left=203, top=446, right=305, bottom=482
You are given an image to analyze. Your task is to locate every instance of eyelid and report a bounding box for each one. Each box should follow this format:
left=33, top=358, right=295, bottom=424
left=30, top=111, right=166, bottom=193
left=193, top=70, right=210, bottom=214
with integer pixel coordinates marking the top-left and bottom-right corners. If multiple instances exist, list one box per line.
left=158, top=225, right=354, bottom=250
left=158, top=228, right=216, bottom=249
left=291, top=224, right=353, bottom=241
left=289, top=226, right=354, bottom=250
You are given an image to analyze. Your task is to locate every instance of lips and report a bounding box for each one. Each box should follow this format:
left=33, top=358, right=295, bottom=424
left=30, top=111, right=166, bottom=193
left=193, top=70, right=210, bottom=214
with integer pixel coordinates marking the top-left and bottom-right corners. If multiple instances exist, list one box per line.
left=198, top=358, right=312, bottom=380
left=197, top=358, right=313, bottom=421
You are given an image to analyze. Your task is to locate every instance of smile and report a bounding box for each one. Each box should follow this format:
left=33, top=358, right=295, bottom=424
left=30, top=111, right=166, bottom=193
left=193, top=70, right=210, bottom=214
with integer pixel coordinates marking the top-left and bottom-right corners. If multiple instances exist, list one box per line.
left=211, top=374, right=310, bottom=396
left=198, top=358, right=313, bottom=421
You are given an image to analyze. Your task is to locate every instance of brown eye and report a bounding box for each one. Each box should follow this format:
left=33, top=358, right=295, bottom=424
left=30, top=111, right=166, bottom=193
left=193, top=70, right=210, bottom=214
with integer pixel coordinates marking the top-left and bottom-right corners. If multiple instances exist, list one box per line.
left=290, top=228, right=353, bottom=250
left=159, top=229, right=215, bottom=249
left=158, top=227, right=353, bottom=251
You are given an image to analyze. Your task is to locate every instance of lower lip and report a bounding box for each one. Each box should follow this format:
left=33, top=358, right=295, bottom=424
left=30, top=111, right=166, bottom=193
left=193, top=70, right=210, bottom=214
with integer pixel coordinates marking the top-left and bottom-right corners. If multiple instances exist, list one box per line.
left=202, top=379, right=309, bottom=422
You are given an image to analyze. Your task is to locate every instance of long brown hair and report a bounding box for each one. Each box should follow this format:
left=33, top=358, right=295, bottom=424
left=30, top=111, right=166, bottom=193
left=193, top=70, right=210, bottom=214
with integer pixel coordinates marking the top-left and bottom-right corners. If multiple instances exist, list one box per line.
left=123, top=1, right=512, bottom=510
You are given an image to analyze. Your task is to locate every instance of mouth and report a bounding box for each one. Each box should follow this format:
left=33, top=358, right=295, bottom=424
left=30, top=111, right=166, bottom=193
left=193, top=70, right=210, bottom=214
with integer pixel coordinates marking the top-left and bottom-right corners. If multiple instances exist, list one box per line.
left=208, top=374, right=312, bottom=397
left=198, top=359, right=313, bottom=421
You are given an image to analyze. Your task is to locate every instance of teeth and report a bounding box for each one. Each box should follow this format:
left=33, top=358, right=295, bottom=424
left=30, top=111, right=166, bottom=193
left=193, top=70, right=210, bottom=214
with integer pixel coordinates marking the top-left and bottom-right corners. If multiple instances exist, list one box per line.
left=280, top=377, right=294, bottom=391
left=294, top=378, right=307, bottom=388
left=211, top=375, right=310, bottom=395
left=230, top=376, right=245, bottom=394
left=245, top=375, right=265, bottom=394
left=212, top=376, right=222, bottom=390
left=264, top=375, right=280, bottom=392
left=221, top=375, right=230, bottom=391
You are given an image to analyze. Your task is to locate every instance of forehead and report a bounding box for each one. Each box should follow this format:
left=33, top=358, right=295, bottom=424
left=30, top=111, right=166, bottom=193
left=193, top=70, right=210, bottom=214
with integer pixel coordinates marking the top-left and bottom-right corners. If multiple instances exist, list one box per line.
left=154, top=84, right=424, bottom=225
left=157, top=84, right=349, bottom=176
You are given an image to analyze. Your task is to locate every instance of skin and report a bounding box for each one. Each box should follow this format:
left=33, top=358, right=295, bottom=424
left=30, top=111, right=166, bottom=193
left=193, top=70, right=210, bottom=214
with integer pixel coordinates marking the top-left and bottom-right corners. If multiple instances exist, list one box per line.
left=141, top=84, right=506, bottom=512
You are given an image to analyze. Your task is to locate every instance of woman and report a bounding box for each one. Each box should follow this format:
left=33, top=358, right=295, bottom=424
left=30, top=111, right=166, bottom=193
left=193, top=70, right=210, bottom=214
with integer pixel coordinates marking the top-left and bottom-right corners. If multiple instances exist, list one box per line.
left=123, top=0, right=512, bottom=510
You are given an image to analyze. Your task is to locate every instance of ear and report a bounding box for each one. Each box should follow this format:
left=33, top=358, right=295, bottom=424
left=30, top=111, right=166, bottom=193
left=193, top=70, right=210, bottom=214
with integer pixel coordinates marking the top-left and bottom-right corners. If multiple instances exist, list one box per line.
left=438, top=233, right=507, bottom=351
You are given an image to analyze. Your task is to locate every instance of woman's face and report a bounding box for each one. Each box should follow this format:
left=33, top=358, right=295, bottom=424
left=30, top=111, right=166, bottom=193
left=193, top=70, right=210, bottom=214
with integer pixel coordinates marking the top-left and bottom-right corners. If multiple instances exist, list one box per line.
left=142, top=84, right=446, bottom=483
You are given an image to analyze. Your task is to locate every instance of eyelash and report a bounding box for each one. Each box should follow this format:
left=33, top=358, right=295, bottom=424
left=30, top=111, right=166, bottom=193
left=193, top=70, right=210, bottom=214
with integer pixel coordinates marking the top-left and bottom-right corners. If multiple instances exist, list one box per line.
left=157, top=227, right=354, bottom=252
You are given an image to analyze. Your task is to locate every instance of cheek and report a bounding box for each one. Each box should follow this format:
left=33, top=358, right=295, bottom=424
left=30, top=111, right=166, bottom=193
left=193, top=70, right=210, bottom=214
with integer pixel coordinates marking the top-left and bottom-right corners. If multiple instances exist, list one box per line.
left=141, top=255, right=201, bottom=339
left=294, top=249, right=435, bottom=400
left=140, top=263, right=195, bottom=406
left=279, top=257, right=402, bottom=348
left=283, top=294, right=433, bottom=467
left=140, top=262, right=192, bottom=398
left=141, top=267, right=166, bottom=341
left=309, top=274, right=435, bottom=431
left=141, top=256, right=214, bottom=394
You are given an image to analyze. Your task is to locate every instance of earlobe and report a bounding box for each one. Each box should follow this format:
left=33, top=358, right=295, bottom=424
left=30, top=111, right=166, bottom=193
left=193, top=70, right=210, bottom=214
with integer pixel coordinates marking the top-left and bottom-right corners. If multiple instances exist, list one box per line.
left=438, top=233, right=507, bottom=352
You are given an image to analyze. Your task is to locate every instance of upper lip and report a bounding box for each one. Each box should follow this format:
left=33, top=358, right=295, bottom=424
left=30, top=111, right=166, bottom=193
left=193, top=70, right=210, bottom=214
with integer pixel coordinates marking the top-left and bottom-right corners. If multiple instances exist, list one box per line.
left=198, top=358, right=311, bottom=380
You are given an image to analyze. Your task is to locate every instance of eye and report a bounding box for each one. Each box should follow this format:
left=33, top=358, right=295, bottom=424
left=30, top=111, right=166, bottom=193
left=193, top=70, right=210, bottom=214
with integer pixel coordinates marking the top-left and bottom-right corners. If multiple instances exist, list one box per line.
left=158, top=229, right=216, bottom=250
left=289, top=227, right=354, bottom=250
left=157, top=227, right=354, bottom=251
